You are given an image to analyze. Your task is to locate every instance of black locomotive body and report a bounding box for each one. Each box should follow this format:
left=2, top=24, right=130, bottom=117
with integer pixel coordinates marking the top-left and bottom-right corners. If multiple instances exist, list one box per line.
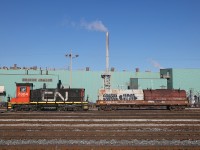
left=8, top=82, right=88, bottom=111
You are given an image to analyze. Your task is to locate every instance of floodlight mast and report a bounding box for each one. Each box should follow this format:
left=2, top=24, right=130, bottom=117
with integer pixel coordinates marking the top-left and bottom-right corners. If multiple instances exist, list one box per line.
left=65, top=50, right=79, bottom=87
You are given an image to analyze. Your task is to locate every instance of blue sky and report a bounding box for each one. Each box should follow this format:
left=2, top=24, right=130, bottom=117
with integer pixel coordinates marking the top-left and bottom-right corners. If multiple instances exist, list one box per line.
left=0, top=0, right=200, bottom=72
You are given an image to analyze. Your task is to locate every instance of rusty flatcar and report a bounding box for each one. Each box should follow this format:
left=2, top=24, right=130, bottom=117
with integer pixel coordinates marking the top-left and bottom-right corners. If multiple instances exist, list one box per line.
left=96, top=89, right=189, bottom=110
left=7, top=82, right=89, bottom=111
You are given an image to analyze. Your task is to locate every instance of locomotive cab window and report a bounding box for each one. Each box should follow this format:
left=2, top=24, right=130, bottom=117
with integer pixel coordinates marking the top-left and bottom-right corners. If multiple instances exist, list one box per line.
left=20, top=86, right=27, bottom=93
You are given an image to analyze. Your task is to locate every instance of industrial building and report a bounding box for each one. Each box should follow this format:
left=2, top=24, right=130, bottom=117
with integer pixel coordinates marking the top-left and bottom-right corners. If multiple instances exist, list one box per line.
left=160, top=68, right=200, bottom=105
left=0, top=65, right=200, bottom=105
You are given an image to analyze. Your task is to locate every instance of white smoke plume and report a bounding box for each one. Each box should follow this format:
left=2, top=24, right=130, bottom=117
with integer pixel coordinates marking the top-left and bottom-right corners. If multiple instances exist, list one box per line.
left=80, top=19, right=108, bottom=32
left=150, top=59, right=164, bottom=69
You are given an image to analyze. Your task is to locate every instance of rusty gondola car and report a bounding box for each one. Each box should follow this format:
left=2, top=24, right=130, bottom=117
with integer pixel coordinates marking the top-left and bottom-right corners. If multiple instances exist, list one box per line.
left=96, top=89, right=189, bottom=110
left=7, top=82, right=89, bottom=111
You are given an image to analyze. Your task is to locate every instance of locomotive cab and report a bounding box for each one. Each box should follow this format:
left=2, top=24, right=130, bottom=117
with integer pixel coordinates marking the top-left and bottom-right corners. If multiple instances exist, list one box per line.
left=10, top=83, right=33, bottom=103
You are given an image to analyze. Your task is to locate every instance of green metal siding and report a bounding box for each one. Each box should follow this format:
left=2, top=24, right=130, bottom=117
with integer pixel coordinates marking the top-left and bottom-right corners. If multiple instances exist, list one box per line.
left=130, top=78, right=167, bottom=89
left=0, top=69, right=160, bottom=102
left=172, top=69, right=200, bottom=93
left=2, top=68, right=200, bottom=103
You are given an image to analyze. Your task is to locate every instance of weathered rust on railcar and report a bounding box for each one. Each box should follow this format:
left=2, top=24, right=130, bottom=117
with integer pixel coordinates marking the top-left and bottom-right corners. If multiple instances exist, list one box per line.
left=143, top=89, right=187, bottom=101
left=96, top=99, right=188, bottom=106
left=96, top=89, right=189, bottom=111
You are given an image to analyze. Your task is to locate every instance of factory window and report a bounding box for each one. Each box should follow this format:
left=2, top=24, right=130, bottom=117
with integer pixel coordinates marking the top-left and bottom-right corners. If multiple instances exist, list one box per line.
left=20, top=86, right=27, bottom=93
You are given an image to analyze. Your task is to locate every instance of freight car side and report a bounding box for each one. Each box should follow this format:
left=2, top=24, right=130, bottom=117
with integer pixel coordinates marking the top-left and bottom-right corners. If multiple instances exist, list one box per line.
left=143, top=89, right=188, bottom=110
left=96, top=89, right=189, bottom=110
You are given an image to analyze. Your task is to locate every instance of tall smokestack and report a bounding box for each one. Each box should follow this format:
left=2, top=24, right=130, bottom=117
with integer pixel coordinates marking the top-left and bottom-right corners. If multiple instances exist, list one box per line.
left=101, top=31, right=111, bottom=90
left=106, top=32, right=109, bottom=73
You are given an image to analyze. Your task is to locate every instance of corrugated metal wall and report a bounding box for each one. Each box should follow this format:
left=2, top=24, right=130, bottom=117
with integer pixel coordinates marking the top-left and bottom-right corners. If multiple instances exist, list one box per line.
left=0, top=69, right=160, bottom=102
left=130, top=78, right=167, bottom=89
left=173, top=69, right=200, bottom=90
left=2, top=68, right=200, bottom=103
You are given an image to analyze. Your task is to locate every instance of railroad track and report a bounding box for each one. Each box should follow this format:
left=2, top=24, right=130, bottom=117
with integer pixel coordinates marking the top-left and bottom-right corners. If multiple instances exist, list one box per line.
left=0, top=109, right=200, bottom=149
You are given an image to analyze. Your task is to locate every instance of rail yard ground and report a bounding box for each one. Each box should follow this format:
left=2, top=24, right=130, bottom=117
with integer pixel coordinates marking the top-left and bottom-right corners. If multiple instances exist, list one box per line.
left=0, top=109, right=200, bottom=150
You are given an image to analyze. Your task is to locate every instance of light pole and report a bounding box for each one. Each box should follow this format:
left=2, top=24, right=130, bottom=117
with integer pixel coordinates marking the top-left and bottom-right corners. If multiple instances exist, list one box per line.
left=65, top=50, right=79, bottom=87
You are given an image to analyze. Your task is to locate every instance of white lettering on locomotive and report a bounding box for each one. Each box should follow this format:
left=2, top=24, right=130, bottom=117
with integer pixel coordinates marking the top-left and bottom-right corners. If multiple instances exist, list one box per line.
left=42, top=91, right=68, bottom=101
left=18, top=92, right=29, bottom=97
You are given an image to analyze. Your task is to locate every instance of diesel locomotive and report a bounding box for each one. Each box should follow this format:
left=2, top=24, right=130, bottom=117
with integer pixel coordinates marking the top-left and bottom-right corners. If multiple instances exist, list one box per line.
left=96, top=89, right=189, bottom=110
left=7, top=81, right=89, bottom=111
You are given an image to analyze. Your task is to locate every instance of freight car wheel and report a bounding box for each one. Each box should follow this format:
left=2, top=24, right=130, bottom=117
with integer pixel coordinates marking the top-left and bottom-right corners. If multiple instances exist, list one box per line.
left=104, top=106, right=112, bottom=111
left=111, top=106, right=117, bottom=111
left=101, top=106, right=105, bottom=111
left=177, top=106, right=185, bottom=110
left=169, top=106, right=183, bottom=111
left=181, top=106, right=186, bottom=110
left=98, top=106, right=103, bottom=111
left=99, top=106, right=106, bottom=111
left=168, top=106, right=176, bottom=111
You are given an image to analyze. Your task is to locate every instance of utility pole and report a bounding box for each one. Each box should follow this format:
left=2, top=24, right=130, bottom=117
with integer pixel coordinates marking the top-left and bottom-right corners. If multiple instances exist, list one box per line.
left=65, top=50, right=79, bottom=87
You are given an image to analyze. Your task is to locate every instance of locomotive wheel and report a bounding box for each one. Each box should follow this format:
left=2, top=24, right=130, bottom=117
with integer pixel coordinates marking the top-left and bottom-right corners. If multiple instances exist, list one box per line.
left=57, top=107, right=64, bottom=111
left=30, top=107, right=37, bottom=111
left=29, top=105, right=37, bottom=111
left=73, top=107, right=78, bottom=111
left=13, top=106, right=18, bottom=112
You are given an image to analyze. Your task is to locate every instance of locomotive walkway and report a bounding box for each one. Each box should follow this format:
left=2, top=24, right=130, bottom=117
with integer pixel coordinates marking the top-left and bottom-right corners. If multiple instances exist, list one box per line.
left=0, top=109, right=200, bottom=149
